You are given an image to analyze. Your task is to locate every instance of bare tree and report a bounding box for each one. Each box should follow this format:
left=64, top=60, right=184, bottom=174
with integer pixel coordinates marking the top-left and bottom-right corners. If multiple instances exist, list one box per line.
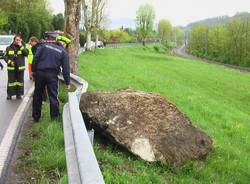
left=82, top=0, right=94, bottom=51
left=64, top=0, right=81, bottom=74
left=82, top=0, right=107, bottom=50
left=94, top=0, right=106, bottom=48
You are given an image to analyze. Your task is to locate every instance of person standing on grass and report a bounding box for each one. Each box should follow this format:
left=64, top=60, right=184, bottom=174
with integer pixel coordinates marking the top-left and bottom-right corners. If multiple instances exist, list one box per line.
left=27, top=36, right=39, bottom=80
left=4, top=34, right=28, bottom=100
left=32, top=35, right=71, bottom=122
left=28, top=37, right=47, bottom=101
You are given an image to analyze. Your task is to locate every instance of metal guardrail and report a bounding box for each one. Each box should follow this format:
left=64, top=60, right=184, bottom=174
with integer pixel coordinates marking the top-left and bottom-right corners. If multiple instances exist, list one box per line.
left=105, top=42, right=142, bottom=48
left=78, top=42, right=160, bottom=54
left=62, top=74, right=105, bottom=184
left=105, top=42, right=159, bottom=48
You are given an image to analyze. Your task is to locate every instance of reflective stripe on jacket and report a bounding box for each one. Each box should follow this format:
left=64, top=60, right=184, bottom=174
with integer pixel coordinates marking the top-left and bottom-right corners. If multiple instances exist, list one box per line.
left=4, top=43, right=28, bottom=71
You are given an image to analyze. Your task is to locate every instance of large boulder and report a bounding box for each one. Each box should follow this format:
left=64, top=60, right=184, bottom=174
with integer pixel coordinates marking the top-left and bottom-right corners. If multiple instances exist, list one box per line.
left=80, top=89, right=213, bottom=167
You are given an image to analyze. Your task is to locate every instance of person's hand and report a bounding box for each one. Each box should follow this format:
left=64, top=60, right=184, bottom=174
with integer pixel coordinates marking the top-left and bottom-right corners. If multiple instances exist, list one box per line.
left=18, top=41, right=22, bottom=47
left=10, top=62, right=15, bottom=67
left=31, top=72, right=36, bottom=81
left=66, top=84, right=71, bottom=90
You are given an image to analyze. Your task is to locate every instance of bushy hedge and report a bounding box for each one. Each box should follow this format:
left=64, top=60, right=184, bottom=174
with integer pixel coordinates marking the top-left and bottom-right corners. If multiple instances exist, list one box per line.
left=188, top=18, right=250, bottom=67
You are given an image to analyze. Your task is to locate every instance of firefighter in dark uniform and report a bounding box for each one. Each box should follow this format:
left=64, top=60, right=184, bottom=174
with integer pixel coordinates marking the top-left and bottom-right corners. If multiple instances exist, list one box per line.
left=4, top=35, right=28, bottom=100
left=32, top=35, right=71, bottom=122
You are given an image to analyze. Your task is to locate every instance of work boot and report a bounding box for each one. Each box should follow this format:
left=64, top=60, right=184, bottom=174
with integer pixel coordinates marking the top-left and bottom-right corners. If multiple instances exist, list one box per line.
left=33, top=118, right=39, bottom=123
left=51, top=116, right=60, bottom=122
left=6, top=95, right=12, bottom=100
left=16, top=95, right=22, bottom=99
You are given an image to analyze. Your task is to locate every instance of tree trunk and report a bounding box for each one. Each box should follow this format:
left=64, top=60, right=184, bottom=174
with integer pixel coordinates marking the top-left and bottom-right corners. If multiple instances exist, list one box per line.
left=86, top=31, right=92, bottom=51
left=64, top=0, right=81, bottom=74
left=95, top=33, right=99, bottom=48
left=142, top=38, right=146, bottom=46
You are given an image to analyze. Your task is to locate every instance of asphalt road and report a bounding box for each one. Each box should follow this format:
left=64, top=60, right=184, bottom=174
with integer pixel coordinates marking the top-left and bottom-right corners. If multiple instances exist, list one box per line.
left=173, top=45, right=250, bottom=73
left=0, top=59, right=33, bottom=144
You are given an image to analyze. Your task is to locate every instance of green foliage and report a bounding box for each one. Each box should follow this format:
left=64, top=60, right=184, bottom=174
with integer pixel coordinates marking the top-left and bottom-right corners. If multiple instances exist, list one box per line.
left=186, top=12, right=250, bottom=31
left=124, top=28, right=137, bottom=37
left=99, top=29, right=110, bottom=41
left=106, top=29, right=136, bottom=43
left=52, top=13, right=64, bottom=31
left=83, top=28, right=137, bottom=44
left=157, top=20, right=184, bottom=47
left=78, top=46, right=250, bottom=183
left=188, top=25, right=209, bottom=57
left=173, top=27, right=185, bottom=46
left=188, top=17, right=250, bottom=67
left=150, top=44, right=169, bottom=54
left=136, top=4, right=155, bottom=45
left=79, top=32, right=86, bottom=46
left=164, top=41, right=177, bottom=49
left=157, top=19, right=172, bottom=43
left=0, top=0, right=53, bottom=41
left=0, top=8, right=8, bottom=29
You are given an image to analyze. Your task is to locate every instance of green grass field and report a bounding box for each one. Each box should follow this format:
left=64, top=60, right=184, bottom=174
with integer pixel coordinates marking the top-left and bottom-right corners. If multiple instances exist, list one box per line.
left=78, top=45, right=250, bottom=184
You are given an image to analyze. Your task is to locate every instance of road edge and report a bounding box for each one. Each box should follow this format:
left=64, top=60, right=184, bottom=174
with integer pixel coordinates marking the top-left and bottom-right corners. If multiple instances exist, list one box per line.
left=0, top=86, right=34, bottom=183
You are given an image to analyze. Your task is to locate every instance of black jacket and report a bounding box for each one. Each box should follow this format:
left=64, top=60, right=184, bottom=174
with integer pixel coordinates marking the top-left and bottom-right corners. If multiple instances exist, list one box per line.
left=32, top=42, right=70, bottom=85
left=4, top=43, right=28, bottom=71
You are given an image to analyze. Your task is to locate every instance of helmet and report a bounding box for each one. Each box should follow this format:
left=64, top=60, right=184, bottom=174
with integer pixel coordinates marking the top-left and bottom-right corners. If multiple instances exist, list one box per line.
left=56, top=35, right=72, bottom=45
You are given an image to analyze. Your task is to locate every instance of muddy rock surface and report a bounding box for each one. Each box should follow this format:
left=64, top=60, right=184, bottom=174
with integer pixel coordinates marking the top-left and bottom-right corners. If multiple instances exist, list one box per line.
left=80, top=89, right=213, bottom=166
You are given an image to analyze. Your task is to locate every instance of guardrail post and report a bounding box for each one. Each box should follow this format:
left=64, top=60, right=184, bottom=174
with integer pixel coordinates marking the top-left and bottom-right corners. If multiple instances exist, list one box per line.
left=62, top=74, right=105, bottom=184
left=68, top=92, right=105, bottom=184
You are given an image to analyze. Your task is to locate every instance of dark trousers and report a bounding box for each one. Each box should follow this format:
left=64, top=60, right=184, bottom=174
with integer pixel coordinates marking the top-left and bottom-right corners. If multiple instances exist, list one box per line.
left=32, top=71, right=60, bottom=121
left=7, top=69, right=24, bottom=96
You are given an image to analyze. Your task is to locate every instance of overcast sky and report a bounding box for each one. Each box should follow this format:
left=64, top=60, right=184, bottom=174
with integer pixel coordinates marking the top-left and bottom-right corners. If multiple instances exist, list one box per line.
left=48, top=0, right=250, bottom=27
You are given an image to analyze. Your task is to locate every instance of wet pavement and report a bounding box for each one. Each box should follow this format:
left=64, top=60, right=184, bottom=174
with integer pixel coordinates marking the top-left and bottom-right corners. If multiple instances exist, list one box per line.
left=0, top=60, right=33, bottom=144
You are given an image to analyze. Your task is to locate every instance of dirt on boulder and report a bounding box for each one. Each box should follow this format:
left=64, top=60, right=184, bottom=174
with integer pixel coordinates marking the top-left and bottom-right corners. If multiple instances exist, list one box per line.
left=80, top=89, right=213, bottom=167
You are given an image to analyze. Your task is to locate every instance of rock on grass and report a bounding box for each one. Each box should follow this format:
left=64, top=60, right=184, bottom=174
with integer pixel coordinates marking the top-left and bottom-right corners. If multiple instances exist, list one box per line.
left=80, top=89, right=213, bottom=167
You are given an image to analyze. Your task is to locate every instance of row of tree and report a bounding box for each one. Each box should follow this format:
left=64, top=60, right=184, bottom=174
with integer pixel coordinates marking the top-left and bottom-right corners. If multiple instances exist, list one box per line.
left=136, top=4, right=184, bottom=47
left=188, top=17, right=250, bottom=67
left=81, top=0, right=107, bottom=51
left=0, top=0, right=64, bottom=41
left=65, top=2, right=184, bottom=75
left=79, top=2, right=184, bottom=50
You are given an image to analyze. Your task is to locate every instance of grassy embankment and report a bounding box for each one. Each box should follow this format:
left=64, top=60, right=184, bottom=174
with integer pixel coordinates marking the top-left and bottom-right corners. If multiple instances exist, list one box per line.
left=15, top=84, right=74, bottom=184
left=78, top=45, right=250, bottom=184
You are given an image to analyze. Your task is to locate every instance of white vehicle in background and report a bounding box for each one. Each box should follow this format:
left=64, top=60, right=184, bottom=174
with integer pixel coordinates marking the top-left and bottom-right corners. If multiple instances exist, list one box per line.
left=96, top=41, right=104, bottom=48
left=0, top=35, right=15, bottom=59
left=83, top=40, right=104, bottom=50
left=84, top=41, right=95, bottom=50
